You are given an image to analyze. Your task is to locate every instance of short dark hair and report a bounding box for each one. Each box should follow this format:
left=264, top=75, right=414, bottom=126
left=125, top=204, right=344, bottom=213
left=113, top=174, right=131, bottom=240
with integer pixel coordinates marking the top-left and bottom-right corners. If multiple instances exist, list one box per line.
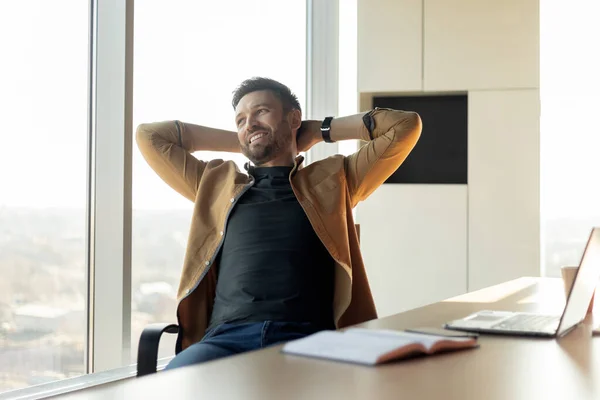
left=232, top=77, right=301, bottom=114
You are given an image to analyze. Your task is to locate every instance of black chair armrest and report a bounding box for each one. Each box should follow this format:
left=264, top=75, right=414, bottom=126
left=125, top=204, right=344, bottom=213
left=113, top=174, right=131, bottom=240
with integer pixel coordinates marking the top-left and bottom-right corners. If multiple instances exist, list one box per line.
left=137, top=323, right=179, bottom=377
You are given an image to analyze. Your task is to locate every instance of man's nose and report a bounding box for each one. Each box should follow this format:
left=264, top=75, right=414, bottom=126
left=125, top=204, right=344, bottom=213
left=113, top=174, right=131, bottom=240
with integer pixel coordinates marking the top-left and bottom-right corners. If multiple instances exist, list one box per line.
left=244, top=118, right=260, bottom=133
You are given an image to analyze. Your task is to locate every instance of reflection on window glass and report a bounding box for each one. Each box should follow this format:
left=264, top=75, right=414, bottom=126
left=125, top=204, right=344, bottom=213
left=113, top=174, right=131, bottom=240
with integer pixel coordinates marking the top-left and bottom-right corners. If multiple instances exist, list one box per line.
left=131, top=0, right=307, bottom=362
left=540, top=0, right=600, bottom=277
left=0, top=1, right=88, bottom=392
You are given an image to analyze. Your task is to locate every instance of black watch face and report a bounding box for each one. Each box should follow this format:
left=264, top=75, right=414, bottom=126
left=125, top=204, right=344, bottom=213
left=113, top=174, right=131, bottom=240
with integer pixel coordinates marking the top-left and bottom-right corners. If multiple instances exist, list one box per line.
left=362, top=113, right=375, bottom=138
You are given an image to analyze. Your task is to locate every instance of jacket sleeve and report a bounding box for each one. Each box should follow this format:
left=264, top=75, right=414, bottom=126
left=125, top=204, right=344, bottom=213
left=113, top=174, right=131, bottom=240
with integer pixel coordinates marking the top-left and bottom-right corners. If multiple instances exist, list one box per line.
left=344, top=108, right=422, bottom=207
left=136, top=120, right=207, bottom=202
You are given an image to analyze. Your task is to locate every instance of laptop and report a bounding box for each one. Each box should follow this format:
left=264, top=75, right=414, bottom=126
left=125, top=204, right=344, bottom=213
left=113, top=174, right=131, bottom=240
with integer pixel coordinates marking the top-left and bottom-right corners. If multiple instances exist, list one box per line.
left=444, top=227, right=600, bottom=338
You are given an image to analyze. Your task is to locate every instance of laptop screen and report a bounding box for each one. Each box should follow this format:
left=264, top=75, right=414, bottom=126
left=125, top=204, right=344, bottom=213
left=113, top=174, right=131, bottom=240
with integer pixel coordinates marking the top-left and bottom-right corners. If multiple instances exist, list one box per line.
left=556, top=228, right=600, bottom=336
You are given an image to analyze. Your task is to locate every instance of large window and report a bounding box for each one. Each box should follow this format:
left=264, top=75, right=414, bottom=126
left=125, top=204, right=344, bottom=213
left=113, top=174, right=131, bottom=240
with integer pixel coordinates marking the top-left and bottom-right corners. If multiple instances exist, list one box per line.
left=540, top=0, right=600, bottom=277
left=130, top=0, right=307, bottom=361
left=0, top=1, right=336, bottom=395
left=0, top=0, right=88, bottom=391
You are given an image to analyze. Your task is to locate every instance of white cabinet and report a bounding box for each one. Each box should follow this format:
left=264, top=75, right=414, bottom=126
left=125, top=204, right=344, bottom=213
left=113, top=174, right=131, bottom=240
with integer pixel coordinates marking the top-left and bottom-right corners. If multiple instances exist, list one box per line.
left=423, top=0, right=539, bottom=91
left=355, top=1, right=541, bottom=312
left=468, top=89, right=540, bottom=290
left=357, top=0, right=422, bottom=93
left=357, top=184, right=468, bottom=317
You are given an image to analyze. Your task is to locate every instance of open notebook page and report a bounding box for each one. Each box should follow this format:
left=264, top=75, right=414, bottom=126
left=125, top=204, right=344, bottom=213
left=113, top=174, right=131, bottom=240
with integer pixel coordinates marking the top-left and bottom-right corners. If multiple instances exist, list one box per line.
left=282, top=328, right=474, bottom=365
left=343, top=328, right=455, bottom=351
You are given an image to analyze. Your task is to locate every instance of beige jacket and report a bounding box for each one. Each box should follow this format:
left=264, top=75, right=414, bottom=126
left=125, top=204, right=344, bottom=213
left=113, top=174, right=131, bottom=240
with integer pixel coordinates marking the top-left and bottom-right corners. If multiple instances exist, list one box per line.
left=136, top=107, right=422, bottom=351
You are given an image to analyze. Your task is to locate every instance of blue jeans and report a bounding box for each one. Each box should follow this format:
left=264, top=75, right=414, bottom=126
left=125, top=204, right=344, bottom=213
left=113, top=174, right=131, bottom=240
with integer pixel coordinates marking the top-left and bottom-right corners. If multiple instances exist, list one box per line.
left=165, top=321, right=322, bottom=370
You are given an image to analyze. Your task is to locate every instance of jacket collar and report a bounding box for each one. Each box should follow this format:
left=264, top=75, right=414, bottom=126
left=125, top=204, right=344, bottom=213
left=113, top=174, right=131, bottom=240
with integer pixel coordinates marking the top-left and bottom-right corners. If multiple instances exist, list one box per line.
left=293, top=155, right=305, bottom=172
left=243, top=155, right=305, bottom=175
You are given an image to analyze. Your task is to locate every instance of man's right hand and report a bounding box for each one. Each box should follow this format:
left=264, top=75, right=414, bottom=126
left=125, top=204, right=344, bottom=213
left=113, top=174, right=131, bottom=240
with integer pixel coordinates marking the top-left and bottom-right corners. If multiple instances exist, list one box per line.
left=296, top=120, right=322, bottom=153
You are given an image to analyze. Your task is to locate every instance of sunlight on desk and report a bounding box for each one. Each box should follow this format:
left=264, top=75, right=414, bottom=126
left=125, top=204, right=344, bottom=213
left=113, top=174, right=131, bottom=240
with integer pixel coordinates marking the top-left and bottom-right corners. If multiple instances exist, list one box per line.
left=443, top=277, right=539, bottom=304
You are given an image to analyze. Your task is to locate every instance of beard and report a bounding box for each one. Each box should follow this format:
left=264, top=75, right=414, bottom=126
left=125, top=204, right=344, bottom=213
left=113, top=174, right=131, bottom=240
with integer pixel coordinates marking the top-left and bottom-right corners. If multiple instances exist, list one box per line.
left=240, top=131, right=277, bottom=165
left=240, top=121, right=292, bottom=166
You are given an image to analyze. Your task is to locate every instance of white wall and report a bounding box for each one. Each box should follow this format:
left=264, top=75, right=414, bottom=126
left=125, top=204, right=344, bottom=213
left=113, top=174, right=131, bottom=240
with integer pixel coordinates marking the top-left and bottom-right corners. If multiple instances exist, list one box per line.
left=356, top=0, right=540, bottom=315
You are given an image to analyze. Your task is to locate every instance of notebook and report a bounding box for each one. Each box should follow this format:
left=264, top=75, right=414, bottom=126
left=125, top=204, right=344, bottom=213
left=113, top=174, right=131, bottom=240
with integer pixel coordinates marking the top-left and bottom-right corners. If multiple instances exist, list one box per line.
left=281, top=328, right=478, bottom=366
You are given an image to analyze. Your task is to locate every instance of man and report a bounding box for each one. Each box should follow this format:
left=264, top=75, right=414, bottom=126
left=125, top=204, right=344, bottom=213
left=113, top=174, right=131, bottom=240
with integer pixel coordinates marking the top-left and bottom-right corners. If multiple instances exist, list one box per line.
left=136, top=77, right=421, bottom=369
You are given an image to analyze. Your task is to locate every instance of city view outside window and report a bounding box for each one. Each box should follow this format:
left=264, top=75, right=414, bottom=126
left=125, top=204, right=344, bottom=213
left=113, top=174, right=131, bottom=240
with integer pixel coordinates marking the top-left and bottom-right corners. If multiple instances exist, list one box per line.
left=130, top=0, right=307, bottom=361
left=0, top=0, right=89, bottom=391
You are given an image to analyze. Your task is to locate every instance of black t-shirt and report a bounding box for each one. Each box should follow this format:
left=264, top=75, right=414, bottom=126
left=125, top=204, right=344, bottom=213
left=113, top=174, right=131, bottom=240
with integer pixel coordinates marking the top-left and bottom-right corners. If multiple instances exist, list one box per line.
left=208, top=166, right=335, bottom=331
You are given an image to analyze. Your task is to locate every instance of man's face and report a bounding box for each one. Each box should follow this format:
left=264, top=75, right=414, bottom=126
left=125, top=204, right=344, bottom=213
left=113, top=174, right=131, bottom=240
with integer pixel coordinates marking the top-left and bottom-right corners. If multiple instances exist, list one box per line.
left=235, top=90, right=296, bottom=166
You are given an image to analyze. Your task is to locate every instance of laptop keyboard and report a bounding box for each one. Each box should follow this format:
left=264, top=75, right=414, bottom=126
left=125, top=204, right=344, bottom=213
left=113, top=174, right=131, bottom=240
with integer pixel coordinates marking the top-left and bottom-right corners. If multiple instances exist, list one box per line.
left=492, top=314, right=560, bottom=332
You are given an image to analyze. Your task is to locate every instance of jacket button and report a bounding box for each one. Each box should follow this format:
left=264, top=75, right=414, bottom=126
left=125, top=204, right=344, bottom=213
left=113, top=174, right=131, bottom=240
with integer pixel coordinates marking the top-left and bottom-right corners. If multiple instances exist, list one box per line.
left=230, top=197, right=235, bottom=203
left=220, top=231, right=224, bottom=236
left=205, top=261, right=210, bottom=266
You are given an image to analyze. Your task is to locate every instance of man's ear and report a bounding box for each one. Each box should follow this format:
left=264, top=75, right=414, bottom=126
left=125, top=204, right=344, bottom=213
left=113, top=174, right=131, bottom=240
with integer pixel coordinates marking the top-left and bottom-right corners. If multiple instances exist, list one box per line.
left=288, top=109, right=302, bottom=132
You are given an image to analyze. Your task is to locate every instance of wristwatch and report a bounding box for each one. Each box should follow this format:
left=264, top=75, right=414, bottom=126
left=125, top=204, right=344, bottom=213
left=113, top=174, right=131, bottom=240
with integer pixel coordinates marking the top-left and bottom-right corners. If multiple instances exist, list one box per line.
left=320, top=116, right=334, bottom=143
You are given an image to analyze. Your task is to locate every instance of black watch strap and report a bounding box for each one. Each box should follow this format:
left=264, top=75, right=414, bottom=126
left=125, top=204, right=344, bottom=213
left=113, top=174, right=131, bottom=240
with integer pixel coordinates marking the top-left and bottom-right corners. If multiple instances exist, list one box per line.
left=321, top=116, right=334, bottom=143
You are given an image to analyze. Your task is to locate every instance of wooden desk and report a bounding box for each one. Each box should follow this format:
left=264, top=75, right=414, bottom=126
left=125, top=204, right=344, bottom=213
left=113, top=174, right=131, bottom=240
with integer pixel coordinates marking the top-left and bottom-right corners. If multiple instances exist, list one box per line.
left=54, top=278, right=600, bottom=400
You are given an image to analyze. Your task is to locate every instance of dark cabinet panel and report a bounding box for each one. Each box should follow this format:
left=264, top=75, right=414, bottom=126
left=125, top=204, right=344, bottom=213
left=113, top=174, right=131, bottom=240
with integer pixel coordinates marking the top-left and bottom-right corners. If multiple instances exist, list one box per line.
left=373, top=95, right=468, bottom=184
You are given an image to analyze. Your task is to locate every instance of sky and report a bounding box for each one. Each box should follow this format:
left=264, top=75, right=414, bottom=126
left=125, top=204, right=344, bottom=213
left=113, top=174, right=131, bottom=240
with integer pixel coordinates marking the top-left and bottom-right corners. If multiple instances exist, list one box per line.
left=0, top=0, right=598, bottom=218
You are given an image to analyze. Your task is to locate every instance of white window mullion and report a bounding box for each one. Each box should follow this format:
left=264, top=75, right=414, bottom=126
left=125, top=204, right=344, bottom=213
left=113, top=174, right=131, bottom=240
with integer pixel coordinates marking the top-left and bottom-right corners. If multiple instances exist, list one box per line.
left=305, top=0, right=340, bottom=164
left=87, top=0, right=134, bottom=373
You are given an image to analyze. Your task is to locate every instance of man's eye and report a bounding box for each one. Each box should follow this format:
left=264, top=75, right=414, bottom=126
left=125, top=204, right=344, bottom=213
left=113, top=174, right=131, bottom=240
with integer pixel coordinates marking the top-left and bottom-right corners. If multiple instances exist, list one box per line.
left=237, top=119, right=245, bottom=126
left=258, top=109, right=267, bottom=114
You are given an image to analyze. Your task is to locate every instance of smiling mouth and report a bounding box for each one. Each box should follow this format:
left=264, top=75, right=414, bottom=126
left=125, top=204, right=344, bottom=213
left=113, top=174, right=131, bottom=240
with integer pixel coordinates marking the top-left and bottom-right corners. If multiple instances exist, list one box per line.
left=249, top=132, right=268, bottom=144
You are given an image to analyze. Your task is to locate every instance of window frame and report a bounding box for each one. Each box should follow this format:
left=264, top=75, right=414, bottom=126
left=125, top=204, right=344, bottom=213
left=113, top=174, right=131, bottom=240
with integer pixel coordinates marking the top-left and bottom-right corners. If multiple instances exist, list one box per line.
left=305, top=0, right=342, bottom=164
left=87, top=0, right=135, bottom=373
